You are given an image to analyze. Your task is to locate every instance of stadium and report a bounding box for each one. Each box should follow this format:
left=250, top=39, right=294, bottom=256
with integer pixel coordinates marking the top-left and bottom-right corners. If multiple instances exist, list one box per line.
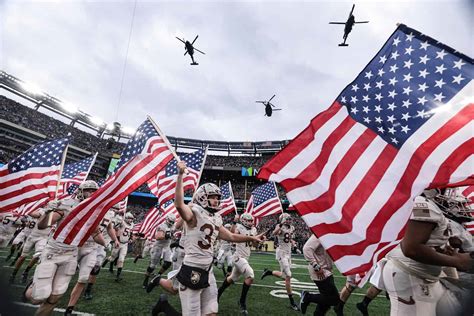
left=1, top=2, right=473, bottom=316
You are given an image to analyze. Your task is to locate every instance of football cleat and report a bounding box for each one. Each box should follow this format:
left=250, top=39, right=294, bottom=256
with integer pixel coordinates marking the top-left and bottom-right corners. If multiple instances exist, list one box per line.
left=238, top=301, right=248, bottom=315
left=146, top=274, right=161, bottom=293
left=260, top=268, right=272, bottom=280
left=21, top=271, right=29, bottom=284
left=84, top=291, right=93, bottom=300
left=290, top=302, right=300, bottom=311
left=143, top=276, right=150, bottom=289
left=356, top=302, right=369, bottom=316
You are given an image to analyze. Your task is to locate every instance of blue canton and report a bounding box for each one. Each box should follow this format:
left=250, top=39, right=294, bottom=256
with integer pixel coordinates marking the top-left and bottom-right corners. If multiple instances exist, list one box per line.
left=220, top=182, right=232, bottom=199
left=62, top=156, right=95, bottom=179
left=163, top=149, right=205, bottom=176
left=338, top=24, right=473, bottom=148
left=252, top=182, right=277, bottom=207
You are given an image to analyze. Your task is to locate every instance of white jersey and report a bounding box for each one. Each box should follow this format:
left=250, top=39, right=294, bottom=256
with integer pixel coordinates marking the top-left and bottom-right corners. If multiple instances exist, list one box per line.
left=387, top=196, right=450, bottom=279
left=116, top=220, right=134, bottom=244
left=234, top=223, right=257, bottom=259
left=277, top=224, right=295, bottom=254
left=155, top=222, right=175, bottom=247
left=20, top=216, right=37, bottom=237
left=219, top=239, right=233, bottom=252
left=183, top=205, right=223, bottom=269
left=0, top=213, right=21, bottom=236
left=303, top=235, right=333, bottom=274
left=48, top=197, right=81, bottom=251
left=449, top=219, right=474, bottom=252
left=27, top=213, right=52, bottom=240
left=98, top=210, right=116, bottom=244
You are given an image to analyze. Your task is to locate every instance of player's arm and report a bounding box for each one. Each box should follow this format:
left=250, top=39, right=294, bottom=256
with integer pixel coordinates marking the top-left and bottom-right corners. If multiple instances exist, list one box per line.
left=107, top=222, right=120, bottom=248
left=29, top=209, right=45, bottom=219
left=174, top=161, right=195, bottom=225
left=272, top=223, right=281, bottom=235
left=218, top=225, right=265, bottom=244
left=91, top=226, right=106, bottom=247
left=175, top=218, right=183, bottom=230
left=38, top=202, right=64, bottom=229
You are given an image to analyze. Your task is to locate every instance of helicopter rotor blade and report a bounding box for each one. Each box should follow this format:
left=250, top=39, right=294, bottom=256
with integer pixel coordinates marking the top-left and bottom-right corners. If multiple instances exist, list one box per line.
left=348, top=4, right=355, bottom=19
left=354, top=21, right=369, bottom=24
left=269, top=102, right=277, bottom=108
left=255, top=101, right=266, bottom=103
left=194, top=48, right=206, bottom=55
left=272, top=109, right=282, bottom=111
left=175, top=37, right=186, bottom=44
left=184, top=51, right=188, bottom=56
left=329, top=22, right=346, bottom=24
left=268, top=94, right=276, bottom=102
left=191, top=35, right=199, bottom=45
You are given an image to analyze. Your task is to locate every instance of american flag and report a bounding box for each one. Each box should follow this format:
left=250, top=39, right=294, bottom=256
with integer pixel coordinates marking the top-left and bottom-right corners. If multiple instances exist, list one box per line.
left=245, top=182, right=283, bottom=218
left=0, top=138, right=69, bottom=213
left=147, top=148, right=207, bottom=205
left=132, top=222, right=142, bottom=234
left=460, top=185, right=474, bottom=234
left=258, top=24, right=473, bottom=276
left=13, top=197, right=50, bottom=217
left=53, top=118, right=174, bottom=246
left=118, top=197, right=128, bottom=213
left=144, top=200, right=179, bottom=239
left=217, top=181, right=237, bottom=216
left=57, top=154, right=97, bottom=198
left=139, top=205, right=161, bottom=236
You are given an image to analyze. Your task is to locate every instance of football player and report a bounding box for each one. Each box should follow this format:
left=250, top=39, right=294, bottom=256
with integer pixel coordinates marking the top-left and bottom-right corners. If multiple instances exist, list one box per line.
left=5, top=215, right=29, bottom=263
left=108, top=212, right=135, bottom=282
left=261, top=212, right=299, bottom=311
left=217, top=213, right=258, bottom=315
left=172, top=161, right=265, bottom=315
left=0, top=212, right=22, bottom=248
left=24, top=180, right=106, bottom=316
left=143, top=212, right=176, bottom=288
left=216, top=223, right=234, bottom=277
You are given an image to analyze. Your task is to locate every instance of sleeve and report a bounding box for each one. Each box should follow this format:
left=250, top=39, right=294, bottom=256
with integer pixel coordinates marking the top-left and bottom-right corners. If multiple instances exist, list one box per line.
left=410, top=196, right=445, bottom=224
left=303, top=236, right=320, bottom=263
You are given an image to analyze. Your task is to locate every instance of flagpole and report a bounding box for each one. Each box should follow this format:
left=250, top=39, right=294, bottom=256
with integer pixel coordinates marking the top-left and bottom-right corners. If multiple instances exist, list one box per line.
left=48, top=143, right=69, bottom=226
left=272, top=181, right=284, bottom=214
left=243, top=179, right=248, bottom=210
left=229, top=181, right=238, bottom=214
left=192, top=146, right=208, bottom=201
left=81, top=152, right=98, bottom=186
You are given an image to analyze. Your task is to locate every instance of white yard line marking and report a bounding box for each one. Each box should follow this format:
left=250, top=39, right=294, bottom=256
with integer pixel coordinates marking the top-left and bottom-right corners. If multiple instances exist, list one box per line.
left=14, top=302, right=95, bottom=315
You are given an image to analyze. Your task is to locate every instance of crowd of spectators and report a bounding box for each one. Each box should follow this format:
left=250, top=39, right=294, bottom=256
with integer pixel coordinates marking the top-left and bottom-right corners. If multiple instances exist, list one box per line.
left=205, top=155, right=269, bottom=168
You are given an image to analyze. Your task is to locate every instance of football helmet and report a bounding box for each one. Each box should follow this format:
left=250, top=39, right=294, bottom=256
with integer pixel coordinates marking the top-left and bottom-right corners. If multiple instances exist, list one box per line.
left=279, top=213, right=291, bottom=225
left=192, top=183, right=222, bottom=213
left=125, top=212, right=134, bottom=224
left=240, top=213, right=254, bottom=229
left=76, top=180, right=99, bottom=200
left=224, top=223, right=232, bottom=230
left=165, top=213, right=176, bottom=227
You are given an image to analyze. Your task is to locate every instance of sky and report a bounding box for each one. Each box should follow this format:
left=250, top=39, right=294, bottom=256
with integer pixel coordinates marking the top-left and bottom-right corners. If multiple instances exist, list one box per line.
left=1, top=0, right=472, bottom=142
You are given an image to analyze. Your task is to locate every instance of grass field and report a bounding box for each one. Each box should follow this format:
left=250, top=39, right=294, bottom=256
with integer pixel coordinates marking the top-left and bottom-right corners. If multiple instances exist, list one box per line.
left=0, top=249, right=390, bottom=315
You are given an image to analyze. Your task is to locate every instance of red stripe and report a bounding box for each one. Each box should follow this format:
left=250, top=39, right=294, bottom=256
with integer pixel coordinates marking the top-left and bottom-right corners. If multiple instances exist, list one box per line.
left=1, top=177, right=59, bottom=201
left=252, top=198, right=281, bottom=216
left=326, top=104, right=472, bottom=263
left=280, top=116, right=356, bottom=191
left=0, top=168, right=9, bottom=177
left=463, top=186, right=474, bottom=197
left=258, top=102, right=342, bottom=180
left=255, top=204, right=282, bottom=218
left=342, top=242, right=397, bottom=276
left=293, top=128, right=377, bottom=216
left=0, top=170, right=59, bottom=190
left=3, top=192, right=55, bottom=213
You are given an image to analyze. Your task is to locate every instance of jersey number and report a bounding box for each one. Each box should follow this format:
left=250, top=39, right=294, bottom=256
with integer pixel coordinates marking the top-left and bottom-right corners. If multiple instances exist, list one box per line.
left=283, top=233, right=290, bottom=243
left=198, top=224, right=214, bottom=250
left=123, top=228, right=130, bottom=238
left=28, top=221, right=36, bottom=229
left=2, top=215, right=13, bottom=225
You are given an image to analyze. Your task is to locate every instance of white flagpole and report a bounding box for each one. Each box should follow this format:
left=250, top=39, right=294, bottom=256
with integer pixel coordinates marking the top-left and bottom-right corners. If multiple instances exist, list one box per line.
left=272, top=181, right=284, bottom=214
left=229, top=181, right=238, bottom=214
left=147, top=116, right=180, bottom=162
left=48, top=142, right=69, bottom=226
left=192, top=145, right=208, bottom=200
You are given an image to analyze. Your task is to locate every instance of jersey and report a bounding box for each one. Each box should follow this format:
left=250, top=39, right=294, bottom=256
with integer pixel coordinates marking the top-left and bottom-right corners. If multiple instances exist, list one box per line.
left=116, top=220, right=134, bottom=244
left=0, top=213, right=21, bottom=237
left=49, top=197, right=81, bottom=251
left=21, top=216, right=38, bottom=237
left=303, top=235, right=334, bottom=280
left=234, top=223, right=257, bottom=259
left=388, top=196, right=450, bottom=279
left=183, top=205, right=223, bottom=269
left=155, top=222, right=175, bottom=247
left=98, top=210, right=116, bottom=244
left=277, top=224, right=295, bottom=254
left=220, top=239, right=233, bottom=252
left=449, top=219, right=474, bottom=252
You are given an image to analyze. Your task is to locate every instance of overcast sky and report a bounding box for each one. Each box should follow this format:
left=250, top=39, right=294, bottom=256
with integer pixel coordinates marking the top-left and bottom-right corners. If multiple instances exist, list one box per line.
left=1, top=0, right=472, bottom=142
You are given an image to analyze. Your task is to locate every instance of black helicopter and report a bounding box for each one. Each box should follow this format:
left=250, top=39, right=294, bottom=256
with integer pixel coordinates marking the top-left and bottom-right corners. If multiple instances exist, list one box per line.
left=329, top=4, right=369, bottom=46
left=256, top=95, right=282, bottom=117
left=176, top=35, right=205, bottom=65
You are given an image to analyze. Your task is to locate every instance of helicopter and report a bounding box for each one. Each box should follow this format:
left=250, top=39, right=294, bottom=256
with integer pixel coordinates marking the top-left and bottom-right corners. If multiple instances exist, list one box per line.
left=256, top=94, right=282, bottom=117
left=175, top=35, right=206, bottom=65
left=329, top=4, right=369, bottom=46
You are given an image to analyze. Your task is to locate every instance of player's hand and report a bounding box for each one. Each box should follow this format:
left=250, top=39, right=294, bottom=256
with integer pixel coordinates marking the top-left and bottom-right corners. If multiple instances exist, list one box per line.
left=453, top=252, right=473, bottom=272
left=252, top=233, right=266, bottom=243
left=114, top=240, right=120, bottom=248
left=177, top=161, right=187, bottom=175
left=233, top=214, right=240, bottom=222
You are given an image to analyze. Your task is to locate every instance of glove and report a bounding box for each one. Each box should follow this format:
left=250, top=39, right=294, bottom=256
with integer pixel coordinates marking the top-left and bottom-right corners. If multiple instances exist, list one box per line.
left=312, top=262, right=321, bottom=272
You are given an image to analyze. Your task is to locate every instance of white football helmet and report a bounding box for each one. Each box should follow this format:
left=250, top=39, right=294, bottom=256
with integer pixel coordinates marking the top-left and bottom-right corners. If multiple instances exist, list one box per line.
left=224, top=223, right=232, bottom=229
left=240, top=213, right=254, bottom=229
left=125, top=212, right=134, bottom=224
left=165, top=213, right=176, bottom=227
left=279, top=213, right=291, bottom=225
left=76, top=180, right=99, bottom=200
left=192, top=183, right=222, bottom=213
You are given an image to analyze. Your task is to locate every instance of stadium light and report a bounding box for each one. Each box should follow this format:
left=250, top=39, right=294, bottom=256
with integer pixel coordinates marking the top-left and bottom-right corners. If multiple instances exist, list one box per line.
left=122, top=126, right=136, bottom=135
left=20, top=81, right=43, bottom=95
left=90, top=116, right=104, bottom=126
left=60, top=101, right=78, bottom=114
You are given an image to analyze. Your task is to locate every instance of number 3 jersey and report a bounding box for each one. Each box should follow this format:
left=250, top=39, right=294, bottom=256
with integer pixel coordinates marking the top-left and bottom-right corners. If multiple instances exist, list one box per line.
left=277, top=224, right=295, bottom=254
left=234, top=223, right=257, bottom=260
left=183, top=205, right=223, bottom=269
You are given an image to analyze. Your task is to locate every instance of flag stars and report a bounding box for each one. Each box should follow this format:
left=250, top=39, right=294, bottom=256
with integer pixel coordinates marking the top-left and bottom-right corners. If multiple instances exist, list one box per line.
left=387, top=103, right=396, bottom=111
left=401, top=112, right=411, bottom=121
left=364, top=71, right=373, bottom=79
left=362, top=106, right=370, bottom=113
left=391, top=138, right=399, bottom=145
left=388, top=126, right=396, bottom=134
left=406, top=33, right=414, bottom=41
left=362, top=95, right=370, bottom=102
left=453, top=58, right=466, bottom=69
left=418, top=82, right=429, bottom=92
left=389, top=64, right=399, bottom=73
left=405, top=46, right=414, bottom=55
left=388, top=90, right=398, bottom=98
left=388, top=77, right=398, bottom=86
left=403, top=73, right=413, bottom=82
left=340, top=96, right=347, bottom=103
left=403, top=86, right=413, bottom=95
left=390, top=51, right=400, bottom=60
left=350, top=96, right=358, bottom=104
left=452, top=74, right=465, bottom=84
left=418, top=69, right=429, bottom=78
left=351, top=84, right=360, bottom=92
left=393, top=37, right=401, bottom=46
left=417, top=96, right=428, bottom=105
left=401, top=125, right=411, bottom=133
left=377, top=68, right=386, bottom=76
left=402, top=99, right=412, bottom=108
left=419, top=54, right=430, bottom=64
left=363, top=117, right=371, bottom=124
left=375, top=116, right=383, bottom=124
left=434, top=92, right=445, bottom=102
left=377, top=126, right=385, bottom=133
left=374, top=93, right=383, bottom=101
left=417, top=109, right=428, bottom=118
left=363, top=83, right=371, bottom=91
left=403, top=59, right=414, bottom=69
left=350, top=107, right=359, bottom=115
left=379, top=55, right=387, bottom=63
left=420, top=41, right=430, bottom=50
left=436, top=50, right=447, bottom=59
left=435, top=64, right=447, bottom=74
left=374, top=105, right=382, bottom=113
left=434, top=78, right=446, bottom=88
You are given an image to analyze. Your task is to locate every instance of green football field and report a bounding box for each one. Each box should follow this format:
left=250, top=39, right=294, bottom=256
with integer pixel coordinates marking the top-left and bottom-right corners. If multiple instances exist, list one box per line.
left=0, top=249, right=390, bottom=315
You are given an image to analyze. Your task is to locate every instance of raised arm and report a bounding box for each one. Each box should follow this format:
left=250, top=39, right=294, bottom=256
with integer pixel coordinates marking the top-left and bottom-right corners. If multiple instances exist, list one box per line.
left=174, top=161, right=195, bottom=225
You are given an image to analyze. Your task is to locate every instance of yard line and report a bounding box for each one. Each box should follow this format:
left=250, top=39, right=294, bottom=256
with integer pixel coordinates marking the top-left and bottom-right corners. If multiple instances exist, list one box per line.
left=14, top=302, right=95, bottom=315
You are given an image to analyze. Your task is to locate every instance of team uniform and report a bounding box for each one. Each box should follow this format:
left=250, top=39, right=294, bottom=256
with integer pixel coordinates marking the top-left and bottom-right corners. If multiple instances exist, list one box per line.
left=381, top=196, right=457, bottom=315
left=229, top=223, right=257, bottom=282
left=11, top=216, right=33, bottom=247
left=0, top=213, right=21, bottom=247
left=21, top=216, right=51, bottom=258
left=149, top=222, right=175, bottom=269
left=142, top=238, right=156, bottom=258
left=216, top=239, right=234, bottom=275
left=109, top=219, right=133, bottom=264
left=178, top=204, right=222, bottom=315
left=276, top=224, right=295, bottom=278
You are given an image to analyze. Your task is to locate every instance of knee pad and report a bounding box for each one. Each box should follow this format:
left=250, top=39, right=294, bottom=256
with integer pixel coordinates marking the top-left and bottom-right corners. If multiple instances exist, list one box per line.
left=147, top=266, right=155, bottom=273
left=90, top=265, right=101, bottom=276
left=162, top=261, right=171, bottom=270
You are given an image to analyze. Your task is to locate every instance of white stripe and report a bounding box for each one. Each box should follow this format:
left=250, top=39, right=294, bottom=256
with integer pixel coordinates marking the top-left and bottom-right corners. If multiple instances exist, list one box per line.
left=1, top=184, right=57, bottom=207
left=268, top=106, right=348, bottom=183
left=0, top=167, right=60, bottom=195
left=449, top=155, right=473, bottom=184
left=252, top=199, right=282, bottom=218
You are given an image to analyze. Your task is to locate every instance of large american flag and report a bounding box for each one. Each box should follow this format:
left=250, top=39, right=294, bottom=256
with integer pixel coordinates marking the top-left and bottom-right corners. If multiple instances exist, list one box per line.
left=217, top=181, right=237, bottom=216
left=245, top=182, right=283, bottom=218
left=460, top=185, right=474, bottom=234
left=258, top=24, right=473, bottom=276
left=57, top=154, right=97, bottom=198
left=0, top=138, right=69, bottom=213
left=54, top=118, right=175, bottom=246
left=144, top=200, right=179, bottom=239
left=147, top=148, right=207, bottom=205
left=13, top=197, right=50, bottom=217
left=139, top=205, right=161, bottom=236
